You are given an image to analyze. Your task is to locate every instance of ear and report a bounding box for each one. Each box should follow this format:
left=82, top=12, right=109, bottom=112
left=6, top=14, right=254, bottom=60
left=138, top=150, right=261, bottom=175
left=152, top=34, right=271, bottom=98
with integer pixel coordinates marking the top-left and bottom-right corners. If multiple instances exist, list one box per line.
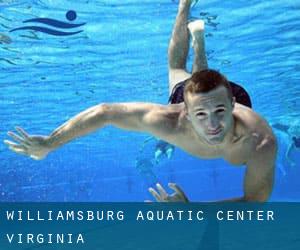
left=186, top=113, right=191, bottom=121
left=184, top=105, right=190, bottom=120
left=231, top=97, right=236, bottom=108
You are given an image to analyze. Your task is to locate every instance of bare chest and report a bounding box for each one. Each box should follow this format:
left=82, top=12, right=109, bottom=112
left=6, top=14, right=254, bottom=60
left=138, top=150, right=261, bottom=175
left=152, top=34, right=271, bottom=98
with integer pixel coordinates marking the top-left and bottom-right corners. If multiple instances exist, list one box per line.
left=223, top=140, right=252, bottom=166
left=174, top=134, right=253, bottom=165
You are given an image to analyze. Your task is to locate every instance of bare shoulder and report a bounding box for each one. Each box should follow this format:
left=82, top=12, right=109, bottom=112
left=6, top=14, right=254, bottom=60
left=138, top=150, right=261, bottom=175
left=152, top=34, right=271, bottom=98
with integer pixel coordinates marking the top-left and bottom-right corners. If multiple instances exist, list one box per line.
left=144, top=103, right=186, bottom=135
left=233, top=103, right=276, bottom=151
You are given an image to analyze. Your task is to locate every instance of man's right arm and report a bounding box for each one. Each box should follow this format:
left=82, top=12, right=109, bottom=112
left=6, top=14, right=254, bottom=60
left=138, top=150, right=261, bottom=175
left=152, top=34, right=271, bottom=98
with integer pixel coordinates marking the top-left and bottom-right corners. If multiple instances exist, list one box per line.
left=48, top=102, right=175, bottom=147
left=5, top=103, right=178, bottom=159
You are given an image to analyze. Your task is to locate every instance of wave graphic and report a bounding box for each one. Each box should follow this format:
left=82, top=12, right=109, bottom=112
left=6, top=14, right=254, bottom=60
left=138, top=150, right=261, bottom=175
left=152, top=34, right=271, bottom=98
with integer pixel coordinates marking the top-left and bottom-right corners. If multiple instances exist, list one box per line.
left=9, top=10, right=85, bottom=36
left=10, top=26, right=83, bottom=36
left=23, top=18, right=85, bottom=29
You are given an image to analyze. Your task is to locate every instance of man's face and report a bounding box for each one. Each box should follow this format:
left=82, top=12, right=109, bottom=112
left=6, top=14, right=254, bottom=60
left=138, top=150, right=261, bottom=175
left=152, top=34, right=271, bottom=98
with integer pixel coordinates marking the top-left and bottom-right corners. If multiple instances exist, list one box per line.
left=185, top=86, right=234, bottom=145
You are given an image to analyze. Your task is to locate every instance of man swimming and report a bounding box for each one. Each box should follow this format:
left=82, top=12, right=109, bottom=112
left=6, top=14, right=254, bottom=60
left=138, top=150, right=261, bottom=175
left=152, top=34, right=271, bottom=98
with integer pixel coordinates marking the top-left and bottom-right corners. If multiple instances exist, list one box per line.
left=4, top=0, right=277, bottom=202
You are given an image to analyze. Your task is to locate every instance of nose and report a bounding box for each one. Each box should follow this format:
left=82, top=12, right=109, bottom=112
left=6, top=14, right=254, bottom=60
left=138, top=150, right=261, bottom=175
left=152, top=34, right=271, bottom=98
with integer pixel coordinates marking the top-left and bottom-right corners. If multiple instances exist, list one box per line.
left=207, top=115, right=219, bottom=130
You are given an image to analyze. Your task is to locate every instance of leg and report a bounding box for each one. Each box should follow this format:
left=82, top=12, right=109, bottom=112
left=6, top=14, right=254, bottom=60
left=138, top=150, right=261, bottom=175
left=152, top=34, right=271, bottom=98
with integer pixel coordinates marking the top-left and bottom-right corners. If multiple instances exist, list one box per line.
left=188, top=20, right=208, bottom=73
left=168, top=0, right=192, bottom=95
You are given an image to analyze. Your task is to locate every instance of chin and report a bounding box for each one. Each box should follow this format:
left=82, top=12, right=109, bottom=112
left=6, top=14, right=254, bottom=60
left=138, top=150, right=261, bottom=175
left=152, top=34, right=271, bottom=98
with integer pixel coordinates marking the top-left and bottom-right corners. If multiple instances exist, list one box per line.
left=206, top=138, right=223, bottom=145
left=205, top=133, right=225, bottom=145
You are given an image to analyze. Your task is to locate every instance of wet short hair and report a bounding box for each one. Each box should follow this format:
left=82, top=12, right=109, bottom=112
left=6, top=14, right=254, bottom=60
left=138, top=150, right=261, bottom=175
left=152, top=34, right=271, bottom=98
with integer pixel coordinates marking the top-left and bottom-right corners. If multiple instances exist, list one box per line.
left=183, top=69, right=233, bottom=105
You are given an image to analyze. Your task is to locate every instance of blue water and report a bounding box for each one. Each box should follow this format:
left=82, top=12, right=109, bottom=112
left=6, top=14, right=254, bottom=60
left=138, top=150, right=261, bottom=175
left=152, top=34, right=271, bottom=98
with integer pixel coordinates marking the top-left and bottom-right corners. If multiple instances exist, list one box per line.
left=0, top=0, right=299, bottom=201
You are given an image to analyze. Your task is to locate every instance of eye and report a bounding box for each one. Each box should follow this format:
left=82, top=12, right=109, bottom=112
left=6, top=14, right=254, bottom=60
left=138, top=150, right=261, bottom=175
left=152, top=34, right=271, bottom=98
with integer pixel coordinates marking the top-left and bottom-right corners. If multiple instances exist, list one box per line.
left=196, top=112, right=207, bottom=117
left=215, top=109, right=225, bottom=114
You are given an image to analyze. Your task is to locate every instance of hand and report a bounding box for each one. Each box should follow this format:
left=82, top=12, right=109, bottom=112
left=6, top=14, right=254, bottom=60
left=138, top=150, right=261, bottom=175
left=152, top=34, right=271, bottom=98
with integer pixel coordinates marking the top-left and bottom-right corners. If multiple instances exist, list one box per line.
left=148, top=183, right=189, bottom=202
left=4, top=127, right=51, bottom=160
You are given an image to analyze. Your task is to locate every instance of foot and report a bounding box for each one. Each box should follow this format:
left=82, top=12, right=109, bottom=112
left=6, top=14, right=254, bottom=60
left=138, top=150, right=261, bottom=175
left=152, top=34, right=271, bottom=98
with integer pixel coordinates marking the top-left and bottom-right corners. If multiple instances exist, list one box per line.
left=179, top=0, right=192, bottom=8
left=179, top=0, right=198, bottom=6
left=188, top=20, right=205, bottom=47
left=188, top=19, right=205, bottom=35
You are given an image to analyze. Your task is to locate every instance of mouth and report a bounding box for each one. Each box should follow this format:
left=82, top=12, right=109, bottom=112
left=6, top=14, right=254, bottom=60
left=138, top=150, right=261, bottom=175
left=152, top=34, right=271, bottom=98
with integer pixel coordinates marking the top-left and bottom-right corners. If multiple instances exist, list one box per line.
left=207, top=127, right=222, bottom=136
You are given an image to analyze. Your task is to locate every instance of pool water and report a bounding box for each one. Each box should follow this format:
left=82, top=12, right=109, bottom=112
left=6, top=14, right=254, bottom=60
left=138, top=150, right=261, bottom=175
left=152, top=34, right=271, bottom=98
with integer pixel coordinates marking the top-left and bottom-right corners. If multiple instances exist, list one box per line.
left=0, top=0, right=299, bottom=201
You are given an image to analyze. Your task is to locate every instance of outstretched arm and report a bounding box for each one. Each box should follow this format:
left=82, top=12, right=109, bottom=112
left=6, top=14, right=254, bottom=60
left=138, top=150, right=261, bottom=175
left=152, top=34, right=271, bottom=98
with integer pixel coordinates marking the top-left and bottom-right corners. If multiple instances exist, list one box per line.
left=4, top=103, right=177, bottom=160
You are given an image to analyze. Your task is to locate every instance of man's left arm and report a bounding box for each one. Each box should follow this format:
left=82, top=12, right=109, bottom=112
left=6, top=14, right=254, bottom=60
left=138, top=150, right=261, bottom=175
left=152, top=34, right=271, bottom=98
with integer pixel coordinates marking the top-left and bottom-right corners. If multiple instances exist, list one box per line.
left=216, top=134, right=277, bottom=202
left=242, top=135, right=277, bottom=202
left=148, top=135, right=277, bottom=203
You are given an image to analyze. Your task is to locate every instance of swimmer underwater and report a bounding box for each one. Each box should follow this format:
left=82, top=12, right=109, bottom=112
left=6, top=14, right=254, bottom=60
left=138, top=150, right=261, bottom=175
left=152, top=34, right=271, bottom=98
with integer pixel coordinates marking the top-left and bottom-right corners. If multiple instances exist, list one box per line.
left=4, top=0, right=277, bottom=202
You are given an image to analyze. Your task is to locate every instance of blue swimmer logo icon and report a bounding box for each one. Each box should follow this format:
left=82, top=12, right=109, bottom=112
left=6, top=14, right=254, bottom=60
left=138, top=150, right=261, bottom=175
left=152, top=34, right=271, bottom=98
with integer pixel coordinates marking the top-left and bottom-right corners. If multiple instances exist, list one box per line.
left=10, top=10, right=85, bottom=36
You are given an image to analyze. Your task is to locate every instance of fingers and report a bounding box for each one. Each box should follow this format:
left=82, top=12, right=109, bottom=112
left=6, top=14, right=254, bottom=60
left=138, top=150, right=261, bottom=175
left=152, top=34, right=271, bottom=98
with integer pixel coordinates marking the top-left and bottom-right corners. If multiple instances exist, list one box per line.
left=15, top=126, right=30, bottom=140
left=148, top=187, right=161, bottom=202
left=148, top=183, right=169, bottom=202
left=4, top=127, right=31, bottom=150
left=148, top=183, right=188, bottom=202
left=4, top=139, right=18, bottom=147
left=168, top=183, right=186, bottom=199
left=5, top=127, right=31, bottom=146
left=4, top=140, right=27, bottom=155
left=156, top=183, right=168, bottom=199
left=11, top=148, right=27, bottom=155
left=7, top=131, right=29, bottom=145
left=4, top=140, right=25, bottom=149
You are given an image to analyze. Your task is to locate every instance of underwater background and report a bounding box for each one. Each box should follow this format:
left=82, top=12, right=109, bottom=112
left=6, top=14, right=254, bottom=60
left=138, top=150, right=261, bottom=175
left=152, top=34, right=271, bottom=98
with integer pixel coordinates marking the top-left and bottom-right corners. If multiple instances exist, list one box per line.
left=0, top=0, right=299, bottom=201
